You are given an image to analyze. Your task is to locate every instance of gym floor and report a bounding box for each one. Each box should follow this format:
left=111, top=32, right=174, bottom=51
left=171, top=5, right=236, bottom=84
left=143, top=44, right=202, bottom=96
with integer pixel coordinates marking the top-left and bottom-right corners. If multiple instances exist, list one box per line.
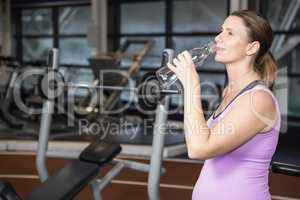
left=0, top=152, right=300, bottom=199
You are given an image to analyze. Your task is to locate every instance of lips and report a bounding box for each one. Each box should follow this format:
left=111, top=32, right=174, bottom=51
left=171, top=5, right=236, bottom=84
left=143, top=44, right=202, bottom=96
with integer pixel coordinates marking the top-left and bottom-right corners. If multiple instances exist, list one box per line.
left=216, top=46, right=225, bottom=52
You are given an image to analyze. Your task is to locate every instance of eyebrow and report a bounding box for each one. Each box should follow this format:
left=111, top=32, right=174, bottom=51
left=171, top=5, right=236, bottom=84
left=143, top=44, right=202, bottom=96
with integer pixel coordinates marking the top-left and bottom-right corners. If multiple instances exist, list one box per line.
left=221, top=26, right=233, bottom=31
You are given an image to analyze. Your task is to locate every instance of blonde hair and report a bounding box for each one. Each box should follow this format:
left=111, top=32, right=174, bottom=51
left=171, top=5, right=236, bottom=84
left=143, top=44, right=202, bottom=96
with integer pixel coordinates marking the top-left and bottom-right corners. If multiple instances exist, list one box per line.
left=231, top=10, right=277, bottom=89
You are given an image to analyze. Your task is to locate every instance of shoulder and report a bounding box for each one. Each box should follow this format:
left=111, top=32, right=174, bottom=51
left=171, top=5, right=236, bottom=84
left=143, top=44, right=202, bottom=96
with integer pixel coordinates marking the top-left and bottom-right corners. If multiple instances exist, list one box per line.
left=200, top=87, right=277, bottom=159
left=239, top=86, right=276, bottom=112
left=222, top=85, right=276, bottom=111
left=231, top=86, right=277, bottom=128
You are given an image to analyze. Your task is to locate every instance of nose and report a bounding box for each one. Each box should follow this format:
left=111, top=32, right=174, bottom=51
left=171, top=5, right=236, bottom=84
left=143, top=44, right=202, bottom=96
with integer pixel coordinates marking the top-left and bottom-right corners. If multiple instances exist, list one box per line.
left=214, top=32, right=222, bottom=44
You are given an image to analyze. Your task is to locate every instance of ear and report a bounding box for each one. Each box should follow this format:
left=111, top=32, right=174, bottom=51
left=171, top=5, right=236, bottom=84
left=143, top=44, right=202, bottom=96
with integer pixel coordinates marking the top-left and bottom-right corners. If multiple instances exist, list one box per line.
left=246, top=41, right=260, bottom=56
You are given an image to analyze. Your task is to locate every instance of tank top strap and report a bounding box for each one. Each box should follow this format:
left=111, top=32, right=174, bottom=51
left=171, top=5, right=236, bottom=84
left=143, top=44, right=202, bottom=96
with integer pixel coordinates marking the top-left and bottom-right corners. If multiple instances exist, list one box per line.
left=229, top=84, right=280, bottom=115
left=242, top=85, right=281, bottom=131
left=217, top=83, right=281, bottom=132
left=212, top=80, right=265, bottom=119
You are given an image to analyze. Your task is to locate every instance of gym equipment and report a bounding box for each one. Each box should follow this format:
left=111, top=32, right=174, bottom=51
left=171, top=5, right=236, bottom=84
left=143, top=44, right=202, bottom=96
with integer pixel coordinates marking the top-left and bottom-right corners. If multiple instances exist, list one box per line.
left=0, top=140, right=121, bottom=200
left=0, top=180, right=21, bottom=200
left=43, top=81, right=180, bottom=97
left=101, top=39, right=153, bottom=111
left=76, top=39, right=153, bottom=116
left=32, top=47, right=176, bottom=200
left=39, top=48, right=181, bottom=113
left=0, top=56, right=48, bottom=130
left=137, top=71, right=183, bottom=112
left=0, top=56, right=25, bottom=128
left=272, top=156, right=300, bottom=177
left=271, top=134, right=300, bottom=177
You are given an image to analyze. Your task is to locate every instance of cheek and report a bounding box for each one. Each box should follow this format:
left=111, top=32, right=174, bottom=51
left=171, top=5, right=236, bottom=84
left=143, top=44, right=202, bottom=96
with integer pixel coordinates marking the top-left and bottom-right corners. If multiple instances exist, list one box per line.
left=225, top=40, right=247, bottom=57
left=215, top=41, right=247, bottom=63
left=215, top=32, right=250, bottom=63
left=226, top=38, right=246, bottom=51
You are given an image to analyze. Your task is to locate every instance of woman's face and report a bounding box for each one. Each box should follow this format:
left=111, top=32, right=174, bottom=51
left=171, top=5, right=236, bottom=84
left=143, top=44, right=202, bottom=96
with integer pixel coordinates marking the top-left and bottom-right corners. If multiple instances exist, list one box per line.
left=214, top=15, right=252, bottom=64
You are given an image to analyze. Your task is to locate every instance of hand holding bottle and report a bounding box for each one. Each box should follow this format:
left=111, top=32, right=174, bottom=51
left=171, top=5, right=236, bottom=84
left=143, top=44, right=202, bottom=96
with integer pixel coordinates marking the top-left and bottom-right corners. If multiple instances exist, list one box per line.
left=156, top=41, right=216, bottom=89
left=167, top=51, right=201, bottom=90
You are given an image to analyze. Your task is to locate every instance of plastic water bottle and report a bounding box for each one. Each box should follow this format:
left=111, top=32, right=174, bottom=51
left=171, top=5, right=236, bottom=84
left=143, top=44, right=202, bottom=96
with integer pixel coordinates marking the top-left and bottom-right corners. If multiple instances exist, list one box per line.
left=156, top=41, right=216, bottom=89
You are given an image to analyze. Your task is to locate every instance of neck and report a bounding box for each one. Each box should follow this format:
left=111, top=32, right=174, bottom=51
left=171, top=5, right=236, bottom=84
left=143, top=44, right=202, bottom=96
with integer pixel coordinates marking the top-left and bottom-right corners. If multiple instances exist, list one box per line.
left=225, top=59, right=261, bottom=94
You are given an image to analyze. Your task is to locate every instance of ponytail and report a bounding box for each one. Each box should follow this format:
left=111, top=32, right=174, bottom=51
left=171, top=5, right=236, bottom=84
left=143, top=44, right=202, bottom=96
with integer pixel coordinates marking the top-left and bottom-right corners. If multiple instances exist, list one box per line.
left=255, top=51, right=277, bottom=90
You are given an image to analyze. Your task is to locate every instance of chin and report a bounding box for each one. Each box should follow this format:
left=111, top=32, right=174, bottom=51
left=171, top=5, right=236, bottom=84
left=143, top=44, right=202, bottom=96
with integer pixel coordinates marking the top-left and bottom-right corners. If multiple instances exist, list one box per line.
left=214, top=55, right=228, bottom=64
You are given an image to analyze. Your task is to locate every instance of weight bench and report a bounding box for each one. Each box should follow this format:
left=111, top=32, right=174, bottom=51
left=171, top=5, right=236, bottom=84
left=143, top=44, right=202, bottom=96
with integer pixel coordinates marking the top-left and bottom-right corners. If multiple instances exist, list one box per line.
left=0, top=141, right=121, bottom=200
left=271, top=147, right=300, bottom=177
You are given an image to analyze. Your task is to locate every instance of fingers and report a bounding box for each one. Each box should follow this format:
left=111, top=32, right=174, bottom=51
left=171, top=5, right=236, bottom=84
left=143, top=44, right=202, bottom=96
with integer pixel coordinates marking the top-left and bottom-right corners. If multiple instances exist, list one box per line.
left=176, top=51, right=193, bottom=65
left=182, top=50, right=192, bottom=61
left=169, top=50, right=193, bottom=72
left=178, top=52, right=185, bottom=63
left=167, top=63, right=177, bottom=74
left=173, top=57, right=181, bottom=68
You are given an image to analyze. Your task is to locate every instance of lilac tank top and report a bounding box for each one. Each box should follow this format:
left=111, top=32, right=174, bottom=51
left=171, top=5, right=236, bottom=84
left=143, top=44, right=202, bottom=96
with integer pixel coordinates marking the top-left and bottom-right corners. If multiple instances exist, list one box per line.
left=192, top=81, right=281, bottom=200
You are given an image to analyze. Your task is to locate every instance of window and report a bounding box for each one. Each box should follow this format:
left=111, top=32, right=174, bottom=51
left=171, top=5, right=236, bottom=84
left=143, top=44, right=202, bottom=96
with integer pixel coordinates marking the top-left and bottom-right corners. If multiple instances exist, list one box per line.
left=119, top=0, right=228, bottom=70
left=21, top=8, right=53, bottom=62
left=13, top=4, right=90, bottom=66
left=261, top=0, right=300, bottom=119
left=120, top=36, right=165, bottom=69
left=13, top=0, right=230, bottom=113
left=59, top=38, right=90, bottom=65
left=117, top=0, right=229, bottom=110
left=120, top=2, right=166, bottom=69
left=22, top=8, right=52, bottom=35
left=58, top=6, right=91, bottom=65
left=13, top=3, right=92, bottom=98
left=22, top=38, right=53, bottom=62
left=173, top=0, right=226, bottom=32
left=59, top=6, right=90, bottom=35
left=262, top=0, right=300, bottom=32
left=121, top=2, right=165, bottom=34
